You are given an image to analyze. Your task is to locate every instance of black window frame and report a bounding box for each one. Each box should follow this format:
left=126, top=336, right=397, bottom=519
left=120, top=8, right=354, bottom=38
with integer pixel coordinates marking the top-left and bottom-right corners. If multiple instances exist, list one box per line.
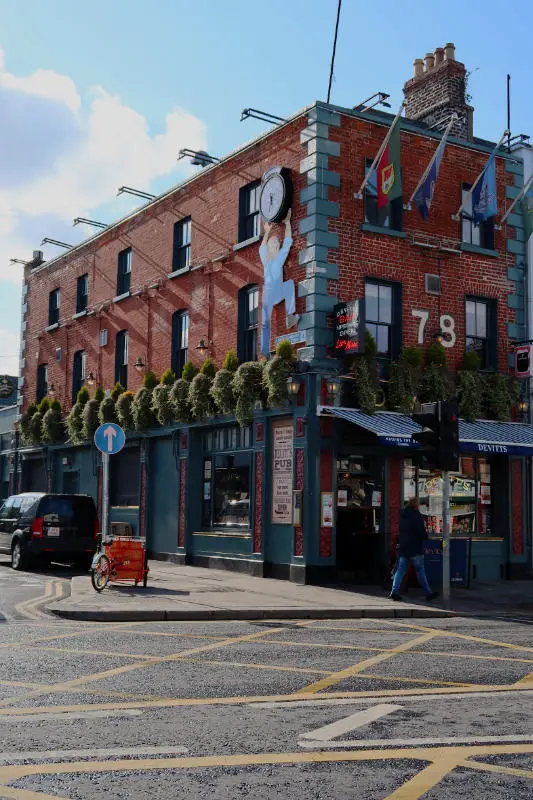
left=36, top=363, right=48, bottom=403
left=465, top=296, right=497, bottom=370
left=72, top=349, right=86, bottom=404
left=115, top=330, right=128, bottom=388
left=171, top=311, right=189, bottom=378
left=237, top=284, right=259, bottom=362
left=110, top=447, right=140, bottom=507
left=48, top=288, right=60, bottom=326
left=365, top=279, right=402, bottom=363
left=461, top=183, right=495, bottom=250
left=364, top=158, right=403, bottom=232
left=76, top=273, right=89, bottom=313
left=238, top=180, right=261, bottom=242
left=172, top=217, right=192, bottom=270
left=117, top=247, right=132, bottom=296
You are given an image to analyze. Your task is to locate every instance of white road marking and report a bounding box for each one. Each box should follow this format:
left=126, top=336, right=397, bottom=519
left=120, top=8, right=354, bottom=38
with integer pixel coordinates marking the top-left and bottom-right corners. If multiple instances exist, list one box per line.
left=2, top=709, right=143, bottom=722
left=300, top=704, right=402, bottom=743
left=299, top=734, right=533, bottom=750
left=0, top=745, right=189, bottom=764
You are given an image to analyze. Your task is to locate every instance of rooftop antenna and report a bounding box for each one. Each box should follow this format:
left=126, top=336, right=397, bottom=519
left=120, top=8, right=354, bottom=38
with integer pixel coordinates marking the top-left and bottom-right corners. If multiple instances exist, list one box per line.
left=353, top=92, right=391, bottom=112
left=326, top=0, right=342, bottom=103
left=178, top=148, right=219, bottom=167
left=240, top=108, right=287, bottom=125
left=73, top=217, right=108, bottom=230
left=40, top=238, right=72, bottom=249
left=117, top=186, right=156, bottom=201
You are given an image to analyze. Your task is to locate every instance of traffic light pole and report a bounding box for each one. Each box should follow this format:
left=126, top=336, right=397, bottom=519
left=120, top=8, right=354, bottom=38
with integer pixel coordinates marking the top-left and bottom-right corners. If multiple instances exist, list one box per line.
left=442, top=470, right=451, bottom=608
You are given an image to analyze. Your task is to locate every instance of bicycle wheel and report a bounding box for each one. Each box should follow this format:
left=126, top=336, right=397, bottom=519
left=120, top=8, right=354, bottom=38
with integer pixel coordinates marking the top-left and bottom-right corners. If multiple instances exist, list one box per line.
left=91, top=554, right=111, bottom=592
left=142, top=553, right=149, bottom=588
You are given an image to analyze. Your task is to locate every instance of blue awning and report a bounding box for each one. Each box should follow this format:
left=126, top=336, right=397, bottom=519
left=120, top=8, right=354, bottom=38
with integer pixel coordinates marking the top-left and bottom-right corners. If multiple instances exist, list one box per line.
left=320, top=406, right=533, bottom=455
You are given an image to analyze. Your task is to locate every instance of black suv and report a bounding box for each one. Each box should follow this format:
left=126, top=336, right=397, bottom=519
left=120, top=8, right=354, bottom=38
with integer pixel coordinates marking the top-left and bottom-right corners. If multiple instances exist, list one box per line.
left=0, top=493, right=99, bottom=570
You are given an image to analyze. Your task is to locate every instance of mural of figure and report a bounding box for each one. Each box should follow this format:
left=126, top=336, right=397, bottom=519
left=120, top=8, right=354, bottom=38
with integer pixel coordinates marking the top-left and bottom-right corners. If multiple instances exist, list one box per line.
left=259, top=208, right=298, bottom=357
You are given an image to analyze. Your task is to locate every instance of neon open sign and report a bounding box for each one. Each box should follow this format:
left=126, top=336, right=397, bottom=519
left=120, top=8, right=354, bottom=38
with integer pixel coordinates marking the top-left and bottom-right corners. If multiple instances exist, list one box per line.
left=334, top=299, right=363, bottom=354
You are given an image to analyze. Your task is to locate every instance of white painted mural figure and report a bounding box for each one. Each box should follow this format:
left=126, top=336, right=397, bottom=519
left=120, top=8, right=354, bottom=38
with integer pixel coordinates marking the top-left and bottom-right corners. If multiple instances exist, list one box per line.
left=259, top=208, right=298, bottom=356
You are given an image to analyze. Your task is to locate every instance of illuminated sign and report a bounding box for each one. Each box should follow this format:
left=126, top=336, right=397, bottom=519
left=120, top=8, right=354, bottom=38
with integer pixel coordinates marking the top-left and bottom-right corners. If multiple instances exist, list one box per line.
left=333, top=299, right=363, bottom=354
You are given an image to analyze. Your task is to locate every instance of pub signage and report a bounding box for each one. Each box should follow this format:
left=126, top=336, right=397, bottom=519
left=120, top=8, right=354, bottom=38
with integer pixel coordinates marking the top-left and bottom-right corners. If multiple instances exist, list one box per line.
left=333, top=299, right=363, bottom=354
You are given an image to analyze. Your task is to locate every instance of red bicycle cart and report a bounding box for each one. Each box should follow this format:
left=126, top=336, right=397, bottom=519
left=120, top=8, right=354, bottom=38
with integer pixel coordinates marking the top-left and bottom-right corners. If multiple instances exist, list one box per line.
left=91, top=535, right=149, bottom=592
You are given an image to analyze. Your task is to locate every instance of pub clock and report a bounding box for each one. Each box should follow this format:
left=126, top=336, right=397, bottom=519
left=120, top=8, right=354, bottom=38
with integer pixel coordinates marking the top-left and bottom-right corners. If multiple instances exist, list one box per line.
left=259, top=166, right=293, bottom=223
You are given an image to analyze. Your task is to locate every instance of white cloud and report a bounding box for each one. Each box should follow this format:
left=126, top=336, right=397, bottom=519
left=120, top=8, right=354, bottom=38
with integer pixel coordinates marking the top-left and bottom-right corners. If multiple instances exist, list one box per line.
left=0, top=47, right=81, bottom=112
left=0, top=328, right=21, bottom=376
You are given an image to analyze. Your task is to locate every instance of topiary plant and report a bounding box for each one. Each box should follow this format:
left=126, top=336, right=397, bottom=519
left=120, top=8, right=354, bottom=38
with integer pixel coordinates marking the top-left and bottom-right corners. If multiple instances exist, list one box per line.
left=353, top=358, right=376, bottom=415
left=41, top=401, right=65, bottom=444
left=402, top=345, right=422, bottom=368
left=38, top=397, right=51, bottom=415
left=160, top=368, right=176, bottom=387
left=19, top=403, right=37, bottom=445
left=170, top=379, right=193, bottom=423
left=263, top=340, right=296, bottom=407
left=232, top=361, right=265, bottom=427
left=110, top=382, right=125, bottom=401
left=419, top=364, right=451, bottom=402
left=132, top=387, right=157, bottom=430
left=210, top=369, right=235, bottom=416
left=28, top=411, right=43, bottom=444
left=76, top=386, right=90, bottom=406
left=66, top=402, right=84, bottom=444
left=483, top=373, right=520, bottom=421
left=456, top=370, right=483, bottom=421
left=200, top=358, right=217, bottom=379
left=152, top=383, right=175, bottom=426
left=116, top=390, right=135, bottom=431
left=93, top=385, right=105, bottom=402
left=143, top=370, right=159, bottom=390
left=81, top=398, right=100, bottom=441
left=461, top=351, right=482, bottom=371
left=426, top=341, right=447, bottom=368
left=181, top=360, right=199, bottom=382
left=189, top=373, right=215, bottom=420
left=99, top=396, right=118, bottom=424
left=222, top=349, right=239, bottom=373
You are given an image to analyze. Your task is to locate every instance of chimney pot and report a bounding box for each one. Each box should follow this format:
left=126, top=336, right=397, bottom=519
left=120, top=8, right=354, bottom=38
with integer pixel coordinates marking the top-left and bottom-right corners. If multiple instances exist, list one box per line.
left=444, top=42, right=455, bottom=61
left=413, top=58, right=424, bottom=78
left=424, top=53, right=435, bottom=72
left=434, top=47, right=444, bottom=65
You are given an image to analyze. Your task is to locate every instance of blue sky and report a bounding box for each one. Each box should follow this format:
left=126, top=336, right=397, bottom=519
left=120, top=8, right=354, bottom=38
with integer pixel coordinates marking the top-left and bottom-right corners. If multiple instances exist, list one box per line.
left=1, top=0, right=532, bottom=376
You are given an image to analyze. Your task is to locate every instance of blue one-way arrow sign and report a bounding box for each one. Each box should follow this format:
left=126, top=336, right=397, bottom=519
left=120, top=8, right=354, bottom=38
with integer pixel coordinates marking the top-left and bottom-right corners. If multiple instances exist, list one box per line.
left=94, top=423, right=126, bottom=455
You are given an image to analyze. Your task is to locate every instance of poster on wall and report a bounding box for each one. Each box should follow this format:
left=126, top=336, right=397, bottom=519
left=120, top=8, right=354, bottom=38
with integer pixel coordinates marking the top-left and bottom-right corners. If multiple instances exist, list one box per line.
left=271, top=420, right=294, bottom=524
left=321, top=492, right=334, bottom=527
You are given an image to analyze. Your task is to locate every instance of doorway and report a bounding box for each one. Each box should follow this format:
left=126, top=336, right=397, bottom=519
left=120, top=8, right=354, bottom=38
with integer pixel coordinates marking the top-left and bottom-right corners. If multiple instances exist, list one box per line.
left=62, top=471, right=79, bottom=494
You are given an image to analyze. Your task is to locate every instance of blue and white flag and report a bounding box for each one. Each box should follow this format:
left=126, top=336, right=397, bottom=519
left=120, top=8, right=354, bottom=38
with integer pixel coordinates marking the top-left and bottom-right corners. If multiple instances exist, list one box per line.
left=472, top=153, right=497, bottom=224
left=414, top=137, right=446, bottom=221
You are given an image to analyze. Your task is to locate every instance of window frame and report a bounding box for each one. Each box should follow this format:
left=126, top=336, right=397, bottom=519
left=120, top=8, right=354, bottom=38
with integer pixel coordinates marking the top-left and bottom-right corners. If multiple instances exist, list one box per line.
left=36, top=364, right=48, bottom=403
left=238, top=180, right=261, bottom=243
left=237, top=284, right=259, bottom=363
left=465, top=296, right=497, bottom=370
left=76, top=273, right=89, bottom=313
left=172, top=217, right=192, bottom=271
left=117, top=248, right=132, bottom=296
left=171, top=311, right=189, bottom=378
left=72, top=350, right=86, bottom=404
left=110, top=447, right=140, bottom=507
left=364, top=278, right=402, bottom=362
left=48, top=288, right=60, bottom=326
left=115, top=330, right=129, bottom=388
left=461, top=183, right=495, bottom=250
left=363, top=158, right=403, bottom=232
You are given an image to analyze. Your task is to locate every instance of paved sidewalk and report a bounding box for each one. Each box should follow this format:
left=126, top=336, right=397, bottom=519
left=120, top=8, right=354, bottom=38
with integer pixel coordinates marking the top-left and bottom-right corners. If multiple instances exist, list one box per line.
left=47, top=561, right=456, bottom=621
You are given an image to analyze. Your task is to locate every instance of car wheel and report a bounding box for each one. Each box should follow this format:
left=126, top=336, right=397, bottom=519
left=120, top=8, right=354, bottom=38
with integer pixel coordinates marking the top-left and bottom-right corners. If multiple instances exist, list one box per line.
left=11, top=540, right=27, bottom=571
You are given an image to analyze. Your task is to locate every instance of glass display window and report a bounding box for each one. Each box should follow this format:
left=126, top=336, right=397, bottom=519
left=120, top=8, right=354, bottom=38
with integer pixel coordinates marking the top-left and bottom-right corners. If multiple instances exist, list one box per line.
left=336, top=456, right=384, bottom=534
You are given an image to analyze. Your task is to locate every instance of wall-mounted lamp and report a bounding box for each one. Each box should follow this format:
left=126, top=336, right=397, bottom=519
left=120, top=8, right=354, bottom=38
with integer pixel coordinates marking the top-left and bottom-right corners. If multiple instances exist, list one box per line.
left=86, top=371, right=95, bottom=387
left=196, top=339, right=209, bottom=356
left=48, top=383, right=56, bottom=400
left=433, top=329, right=444, bottom=344
left=134, top=357, right=146, bottom=373
left=519, top=399, right=529, bottom=414
left=286, top=376, right=300, bottom=397
left=326, top=377, right=341, bottom=403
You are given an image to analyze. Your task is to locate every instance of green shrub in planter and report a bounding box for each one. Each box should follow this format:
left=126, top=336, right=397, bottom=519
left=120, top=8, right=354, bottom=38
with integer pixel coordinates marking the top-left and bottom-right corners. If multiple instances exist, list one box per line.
left=82, top=399, right=100, bottom=441
left=41, top=401, right=65, bottom=444
left=93, top=385, right=105, bottom=402
left=222, top=349, right=239, bottom=373
left=200, top=358, right=217, bottom=379
left=210, top=369, right=235, bottom=416
left=263, top=341, right=296, bottom=408
left=232, top=361, right=264, bottom=427
left=402, top=345, right=422, bottom=368
left=483, top=373, right=520, bottom=421
left=37, top=397, right=51, bottom=415
left=353, top=358, right=376, bottom=415
left=456, top=370, right=483, bottom=421
left=152, top=383, right=175, bottom=426
left=110, top=382, right=125, bottom=401
left=419, top=364, right=451, bottom=402
left=189, top=373, right=215, bottom=420
left=116, top=390, right=135, bottom=431
left=426, top=341, right=447, bottom=368
left=132, top=387, right=157, bottom=430
left=461, top=351, right=481, bottom=371
left=181, top=361, right=198, bottom=382
left=19, top=404, right=37, bottom=445
left=76, top=386, right=90, bottom=406
left=143, top=370, right=159, bottom=390
left=170, top=379, right=193, bottom=423
left=160, top=369, right=176, bottom=387
left=66, top=403, right=84, bottom=444
left=99, top=396, right=118, bottom=424
left=28, top=411, right=43, bottom=444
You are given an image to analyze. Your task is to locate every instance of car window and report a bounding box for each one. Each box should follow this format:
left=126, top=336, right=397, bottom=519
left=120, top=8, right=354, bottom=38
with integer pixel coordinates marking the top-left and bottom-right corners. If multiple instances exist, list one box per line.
left=37, top=496, right=96, bottom=521
left=20, top=497, right=37, bottom=516
left=10, top=498, right=22, bottom=518
left=0, top=498, right=14, bottom=519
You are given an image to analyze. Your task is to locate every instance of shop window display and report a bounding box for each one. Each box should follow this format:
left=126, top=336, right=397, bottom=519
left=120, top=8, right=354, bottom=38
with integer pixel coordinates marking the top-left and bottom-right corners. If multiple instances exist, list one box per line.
left=336, top=457, right=384, bottom=534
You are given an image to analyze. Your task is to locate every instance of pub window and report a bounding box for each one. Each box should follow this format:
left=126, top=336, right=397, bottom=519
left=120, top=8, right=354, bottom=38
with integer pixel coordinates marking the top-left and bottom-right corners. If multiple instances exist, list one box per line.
left=364, top=158, right=403, bottom=231
left=172, top=216, right=192, bottom=270
left=48, top=288, right=60, bottom=326
left=72, top=350, right=86, bottom=404
left=36, top=363, right=48, bottom=402
left=365, top=279, right=402, bottom=360
left=115, top=330, right=128, bottom=388
left=76, top=273, right=89, bottom=313
left=465, top=297, right=496, bottom=370
left=238, top=180, right=261, bottom=242
left=171, top=310, right=189, bottom=378
left=461, top=184, right=495, bottom=250
left=117, top=247, right=132, bottom=296
left=203, top=453, right=251, bottom=528
left=110, top=448, right=140, bottom=507
left=237, top=284, right=259, bottom=362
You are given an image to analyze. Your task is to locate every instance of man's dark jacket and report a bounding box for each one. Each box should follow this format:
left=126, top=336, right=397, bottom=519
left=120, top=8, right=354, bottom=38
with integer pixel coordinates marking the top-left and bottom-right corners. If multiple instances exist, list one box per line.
left=398, top=506, right=427, bottom=557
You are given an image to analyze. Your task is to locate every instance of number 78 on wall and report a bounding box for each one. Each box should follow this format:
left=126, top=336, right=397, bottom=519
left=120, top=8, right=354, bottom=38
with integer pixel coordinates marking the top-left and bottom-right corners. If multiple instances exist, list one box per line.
left=412, top=309, right=456, bottom=347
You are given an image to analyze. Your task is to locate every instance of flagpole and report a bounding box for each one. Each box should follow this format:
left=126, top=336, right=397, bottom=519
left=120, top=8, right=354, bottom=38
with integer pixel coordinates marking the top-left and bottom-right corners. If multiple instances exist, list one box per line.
left=497, top=172, right=533, bottom=229
left=405, top=114, right=458, bottom=210
left=354, top=102, right=405, bottom=200
left=452, top=130, right=510, bottom=220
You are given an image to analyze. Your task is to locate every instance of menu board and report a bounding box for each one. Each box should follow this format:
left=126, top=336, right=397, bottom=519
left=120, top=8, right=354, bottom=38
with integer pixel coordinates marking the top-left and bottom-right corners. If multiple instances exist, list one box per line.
left=271, top=420, right=294, bottom=524
left=334, top=299, right=363, bottom=354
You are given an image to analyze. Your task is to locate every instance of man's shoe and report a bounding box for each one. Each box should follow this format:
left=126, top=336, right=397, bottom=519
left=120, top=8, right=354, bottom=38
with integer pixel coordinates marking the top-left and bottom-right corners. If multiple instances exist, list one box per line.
left=426, top=591, right=439, bottom=601
left=286, top=313, right=300, bottom=329
left=389, top=592, right=403, bottom=601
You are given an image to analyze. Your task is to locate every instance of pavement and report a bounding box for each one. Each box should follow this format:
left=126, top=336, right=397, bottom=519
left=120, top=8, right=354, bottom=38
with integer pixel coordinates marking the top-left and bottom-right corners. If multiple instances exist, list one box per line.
left=45, top=560, right=533, bottom=622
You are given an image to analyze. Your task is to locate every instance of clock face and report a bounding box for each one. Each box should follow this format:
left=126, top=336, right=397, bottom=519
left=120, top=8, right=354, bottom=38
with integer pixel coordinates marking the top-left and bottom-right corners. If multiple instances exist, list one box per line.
left=259, top=174, right=286, bottom=222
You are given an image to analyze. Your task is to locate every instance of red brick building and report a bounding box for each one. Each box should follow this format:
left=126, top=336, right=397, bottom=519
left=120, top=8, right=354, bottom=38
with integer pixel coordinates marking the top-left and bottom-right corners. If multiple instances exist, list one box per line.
left=10, top=43, right=532, bottom=584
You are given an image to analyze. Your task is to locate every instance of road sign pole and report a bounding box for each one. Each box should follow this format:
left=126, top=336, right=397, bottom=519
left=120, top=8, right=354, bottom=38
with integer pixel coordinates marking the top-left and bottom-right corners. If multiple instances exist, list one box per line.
left=102, top=452, right=110, bottom=541
left=442, top=469, right=450, bottom=608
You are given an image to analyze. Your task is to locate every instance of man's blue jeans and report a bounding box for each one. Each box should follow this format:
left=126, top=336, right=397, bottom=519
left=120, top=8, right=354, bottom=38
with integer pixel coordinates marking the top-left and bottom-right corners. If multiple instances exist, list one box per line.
left=392, top=554, right=432, bottom=596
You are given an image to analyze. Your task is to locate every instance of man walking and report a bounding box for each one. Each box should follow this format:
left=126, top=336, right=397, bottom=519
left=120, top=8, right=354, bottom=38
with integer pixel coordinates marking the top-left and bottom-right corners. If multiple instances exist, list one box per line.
left=390, top=497, right=439, bottom=602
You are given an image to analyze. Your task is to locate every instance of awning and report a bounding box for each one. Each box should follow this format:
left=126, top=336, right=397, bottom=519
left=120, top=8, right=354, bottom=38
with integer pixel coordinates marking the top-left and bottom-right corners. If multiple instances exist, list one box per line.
left=319, top=406, right=533, bottom=455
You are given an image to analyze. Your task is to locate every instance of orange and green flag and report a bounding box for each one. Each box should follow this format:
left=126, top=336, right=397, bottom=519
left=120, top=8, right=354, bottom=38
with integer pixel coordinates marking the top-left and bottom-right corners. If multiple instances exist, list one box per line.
left=376, top=121, right=402, bottom=210
left=522, top=192, right=533, bottom=243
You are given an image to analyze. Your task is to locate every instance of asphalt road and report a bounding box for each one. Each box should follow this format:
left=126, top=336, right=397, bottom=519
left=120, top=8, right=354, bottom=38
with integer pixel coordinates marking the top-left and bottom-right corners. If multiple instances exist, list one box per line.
left=0, top=565, right=532, bottom=798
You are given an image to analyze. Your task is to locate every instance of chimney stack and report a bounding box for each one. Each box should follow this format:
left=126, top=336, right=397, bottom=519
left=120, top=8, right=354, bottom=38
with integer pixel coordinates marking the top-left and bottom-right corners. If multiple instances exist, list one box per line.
left=403, top=43, right=473, bottom=140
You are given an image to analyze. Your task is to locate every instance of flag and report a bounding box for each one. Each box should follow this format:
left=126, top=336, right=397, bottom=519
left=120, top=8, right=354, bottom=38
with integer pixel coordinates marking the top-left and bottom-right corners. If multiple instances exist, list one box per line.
left=376, top=122, right=402, bottom=209
left=472, top=153, right=497, bottom=224
left=522, top=192, right=533, bottom=243
left=414, top=137, right=446, bottom=221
